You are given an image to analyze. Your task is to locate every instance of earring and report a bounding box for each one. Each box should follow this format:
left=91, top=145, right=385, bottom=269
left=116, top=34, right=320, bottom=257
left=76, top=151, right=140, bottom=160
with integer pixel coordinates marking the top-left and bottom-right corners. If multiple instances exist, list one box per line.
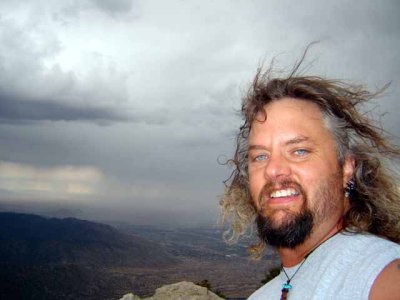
left=345, top=179, right=355, bottom=197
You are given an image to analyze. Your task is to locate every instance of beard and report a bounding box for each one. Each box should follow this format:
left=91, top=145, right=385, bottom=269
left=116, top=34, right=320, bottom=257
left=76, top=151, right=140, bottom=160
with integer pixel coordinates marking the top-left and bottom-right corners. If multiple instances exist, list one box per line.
left=255, top=175, right=342, bottom=249
left=256, top=205, right=314, bottom=248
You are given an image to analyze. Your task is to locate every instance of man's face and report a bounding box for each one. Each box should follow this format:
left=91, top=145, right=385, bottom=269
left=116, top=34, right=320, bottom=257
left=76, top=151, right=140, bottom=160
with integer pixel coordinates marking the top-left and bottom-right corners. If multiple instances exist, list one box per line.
left=248, top=98, right=353, bottom=248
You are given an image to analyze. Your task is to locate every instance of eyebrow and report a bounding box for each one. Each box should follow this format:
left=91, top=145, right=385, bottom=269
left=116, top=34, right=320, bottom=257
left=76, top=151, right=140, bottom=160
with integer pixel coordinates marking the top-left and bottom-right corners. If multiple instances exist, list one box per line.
left=248, top=136, right=313, bottom=151
left=285, top=136, right=311, bottom=146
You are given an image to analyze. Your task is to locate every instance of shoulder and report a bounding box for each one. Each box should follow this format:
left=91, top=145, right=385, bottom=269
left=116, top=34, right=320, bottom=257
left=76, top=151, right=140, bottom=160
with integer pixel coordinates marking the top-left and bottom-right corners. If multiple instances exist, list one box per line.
left=332, top=233, right=400, bottom=299
left=299, top=232, right=400, bottom=299
left=331, top=233, right=400, bottom=277
left=333, top=232, right=400, bottom=254
left=247, top=274, right=282, bottom=300
left=369, top=258, right=400, bottom=300
left=318, top=232, right=400, bottom=271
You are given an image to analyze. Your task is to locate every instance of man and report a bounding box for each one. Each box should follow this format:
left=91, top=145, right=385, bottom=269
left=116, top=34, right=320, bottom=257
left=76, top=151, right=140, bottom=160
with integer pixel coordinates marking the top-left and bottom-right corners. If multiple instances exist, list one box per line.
left=220, top=59, right=400, bottom=299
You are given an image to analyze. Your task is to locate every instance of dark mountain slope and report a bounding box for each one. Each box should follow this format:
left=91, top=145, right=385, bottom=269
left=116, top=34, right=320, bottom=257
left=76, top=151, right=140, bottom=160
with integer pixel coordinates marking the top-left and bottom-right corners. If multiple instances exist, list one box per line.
left=0, top=212, right=178, bottom=299
left=0, top=212, right=176, bottom=267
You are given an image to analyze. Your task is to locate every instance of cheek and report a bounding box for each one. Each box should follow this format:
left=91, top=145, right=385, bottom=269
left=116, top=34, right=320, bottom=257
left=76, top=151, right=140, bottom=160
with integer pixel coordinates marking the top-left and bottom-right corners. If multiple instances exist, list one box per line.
left=292, top=165, right=325, bottom=196
left=294, top=154, right=335, bottom=178
left=248, top=171, right=264, bottom=205
left=295, top=163, right=342, bottom=203
left=296, top=169, right=317, bottom=186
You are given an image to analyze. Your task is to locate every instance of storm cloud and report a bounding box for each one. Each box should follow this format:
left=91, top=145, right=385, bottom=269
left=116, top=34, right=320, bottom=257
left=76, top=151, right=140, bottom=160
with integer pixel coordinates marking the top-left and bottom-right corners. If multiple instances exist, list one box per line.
left=0, top=0, right=399, bottom=225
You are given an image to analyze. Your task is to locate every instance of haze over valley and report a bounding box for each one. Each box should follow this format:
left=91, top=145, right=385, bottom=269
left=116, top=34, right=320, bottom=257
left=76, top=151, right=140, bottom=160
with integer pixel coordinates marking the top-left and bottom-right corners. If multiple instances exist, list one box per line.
left=0, top=212, right=279, bottom=299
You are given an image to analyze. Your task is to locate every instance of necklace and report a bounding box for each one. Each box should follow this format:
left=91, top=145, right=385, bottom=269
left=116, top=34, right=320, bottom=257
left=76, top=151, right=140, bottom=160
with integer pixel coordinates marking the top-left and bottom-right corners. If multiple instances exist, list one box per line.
left=279, top=232, right=340, bottom=300
left=280, top=254, right=309, bottom=300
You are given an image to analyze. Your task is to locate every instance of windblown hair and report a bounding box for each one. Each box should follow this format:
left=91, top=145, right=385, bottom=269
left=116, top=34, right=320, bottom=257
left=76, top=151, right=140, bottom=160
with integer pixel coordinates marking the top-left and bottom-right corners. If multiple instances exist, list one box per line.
left=220, top=57, right=400, bottom=258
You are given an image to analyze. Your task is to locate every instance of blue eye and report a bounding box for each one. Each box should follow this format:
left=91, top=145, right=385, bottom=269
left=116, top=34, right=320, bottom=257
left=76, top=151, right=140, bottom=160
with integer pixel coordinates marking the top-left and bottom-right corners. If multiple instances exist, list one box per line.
left=294, top=149, right=308, bottom=156
left=255, top=154, right=267, bottom=161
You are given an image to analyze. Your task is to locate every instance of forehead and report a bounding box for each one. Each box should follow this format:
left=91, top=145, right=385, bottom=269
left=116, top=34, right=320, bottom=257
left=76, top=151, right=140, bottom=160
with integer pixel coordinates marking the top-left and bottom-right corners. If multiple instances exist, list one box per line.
left=249, top=98, right=332, bottom=143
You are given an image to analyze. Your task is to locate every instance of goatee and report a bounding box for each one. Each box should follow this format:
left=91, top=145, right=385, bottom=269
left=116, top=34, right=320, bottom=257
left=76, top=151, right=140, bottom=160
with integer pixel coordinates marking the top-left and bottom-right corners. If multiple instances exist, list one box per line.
left=256, top=209, right=314, bottom=248
left=255, top=170, right=345, bottom=249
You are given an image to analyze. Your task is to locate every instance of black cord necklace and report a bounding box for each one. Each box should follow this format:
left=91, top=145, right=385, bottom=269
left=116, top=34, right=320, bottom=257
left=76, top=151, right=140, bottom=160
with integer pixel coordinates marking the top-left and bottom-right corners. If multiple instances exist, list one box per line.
left=279, top=232, right=340, bottom=300
left=280, top=253, right=310, bottom=300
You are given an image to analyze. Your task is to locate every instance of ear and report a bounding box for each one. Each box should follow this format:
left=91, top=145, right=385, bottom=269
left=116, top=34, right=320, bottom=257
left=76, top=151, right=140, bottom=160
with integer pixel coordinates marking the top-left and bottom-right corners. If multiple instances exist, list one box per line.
left=342, top=155, right=355, bottom=187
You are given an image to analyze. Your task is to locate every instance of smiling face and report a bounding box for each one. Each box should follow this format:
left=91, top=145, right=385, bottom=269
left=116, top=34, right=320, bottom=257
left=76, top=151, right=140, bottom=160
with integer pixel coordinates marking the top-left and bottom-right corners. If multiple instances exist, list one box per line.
left=248, top=98, right=354, bottom=248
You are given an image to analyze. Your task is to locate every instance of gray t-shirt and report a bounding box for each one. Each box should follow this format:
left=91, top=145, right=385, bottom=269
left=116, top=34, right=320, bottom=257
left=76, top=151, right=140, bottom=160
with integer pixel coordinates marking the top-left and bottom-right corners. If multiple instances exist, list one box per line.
left=248, top=232, right=400, bottom=300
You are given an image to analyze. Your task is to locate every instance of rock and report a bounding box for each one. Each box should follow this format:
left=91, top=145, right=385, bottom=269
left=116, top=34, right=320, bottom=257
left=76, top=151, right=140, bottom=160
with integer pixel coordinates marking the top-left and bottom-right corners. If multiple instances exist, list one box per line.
left=120, top=281, right=224, bottom=300
left=119, top=293, right=144, bottom=300
left=153, top=281, right=223, bottom=300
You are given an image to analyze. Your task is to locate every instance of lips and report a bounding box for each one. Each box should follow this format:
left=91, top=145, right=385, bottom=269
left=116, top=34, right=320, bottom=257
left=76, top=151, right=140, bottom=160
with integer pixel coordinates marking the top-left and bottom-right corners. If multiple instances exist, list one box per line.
left=259, top=181, right=304, bottom=207
left=270, top=188, right=299, bottom=198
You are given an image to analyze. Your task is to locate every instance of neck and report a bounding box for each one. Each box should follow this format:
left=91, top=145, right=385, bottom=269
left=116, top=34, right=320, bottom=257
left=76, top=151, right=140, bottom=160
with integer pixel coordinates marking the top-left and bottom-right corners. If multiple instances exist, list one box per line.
left=278, top=222, right=342, bottom=267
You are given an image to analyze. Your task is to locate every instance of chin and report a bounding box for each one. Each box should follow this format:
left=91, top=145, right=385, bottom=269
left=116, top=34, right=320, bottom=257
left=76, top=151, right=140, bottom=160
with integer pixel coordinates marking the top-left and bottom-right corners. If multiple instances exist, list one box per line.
left=256, top=208, right=314, bottom=248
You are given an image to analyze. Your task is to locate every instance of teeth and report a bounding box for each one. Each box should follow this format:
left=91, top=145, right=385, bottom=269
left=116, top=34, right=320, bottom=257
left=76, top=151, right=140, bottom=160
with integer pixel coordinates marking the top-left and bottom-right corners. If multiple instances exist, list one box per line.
left=270, top=189, right=297, bottom=198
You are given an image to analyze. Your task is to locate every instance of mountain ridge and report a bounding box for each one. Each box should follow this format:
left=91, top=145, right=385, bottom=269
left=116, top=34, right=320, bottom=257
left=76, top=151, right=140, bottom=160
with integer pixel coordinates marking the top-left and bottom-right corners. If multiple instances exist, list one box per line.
left=0, top=212, right=176, bottom=267
left=0, top=211, right=278, bottom=299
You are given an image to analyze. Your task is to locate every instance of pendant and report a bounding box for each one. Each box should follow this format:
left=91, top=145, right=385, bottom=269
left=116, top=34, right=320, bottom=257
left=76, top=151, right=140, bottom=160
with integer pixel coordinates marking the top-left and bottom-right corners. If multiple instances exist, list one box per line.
left=280, top=289, right=289, bottom=300
left=282, top=283, right=292, bottom=290
left=280, top=282, right=292, bottom=300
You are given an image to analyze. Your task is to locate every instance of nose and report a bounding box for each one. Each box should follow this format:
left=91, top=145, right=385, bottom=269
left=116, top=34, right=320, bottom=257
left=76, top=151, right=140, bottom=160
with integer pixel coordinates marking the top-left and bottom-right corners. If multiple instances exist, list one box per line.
left=264, top=152, right=291, bottom=180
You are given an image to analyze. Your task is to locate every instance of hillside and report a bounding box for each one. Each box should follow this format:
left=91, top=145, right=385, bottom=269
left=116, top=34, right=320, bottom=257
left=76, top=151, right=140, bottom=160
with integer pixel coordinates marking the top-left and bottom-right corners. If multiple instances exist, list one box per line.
left=0, top=212, right=177, bottom=299
left=0, top=212, right=279, bottom=299
left=0, top=212, right=176, bottom=267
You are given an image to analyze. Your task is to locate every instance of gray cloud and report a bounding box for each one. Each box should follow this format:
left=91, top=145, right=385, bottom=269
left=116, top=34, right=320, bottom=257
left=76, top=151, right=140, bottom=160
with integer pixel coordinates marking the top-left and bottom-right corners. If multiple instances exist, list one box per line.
left=0, top=92, right=179, bottom=126
left=0, top=0, right=399, bottom=225
left=91, top=0, right=133, bottom=15
left=0, top=94, right=130, bottom=124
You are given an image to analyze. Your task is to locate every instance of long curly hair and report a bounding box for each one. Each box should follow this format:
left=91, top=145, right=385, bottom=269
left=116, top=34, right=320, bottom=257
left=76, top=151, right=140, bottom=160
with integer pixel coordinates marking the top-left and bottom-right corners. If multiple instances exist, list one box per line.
left=220, top=57, right=400, bottom=258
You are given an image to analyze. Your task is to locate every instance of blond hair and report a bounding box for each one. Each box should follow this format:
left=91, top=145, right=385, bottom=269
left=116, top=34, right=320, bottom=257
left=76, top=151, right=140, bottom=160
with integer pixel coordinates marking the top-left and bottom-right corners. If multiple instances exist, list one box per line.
left=220, top=60, right=400, bottom=258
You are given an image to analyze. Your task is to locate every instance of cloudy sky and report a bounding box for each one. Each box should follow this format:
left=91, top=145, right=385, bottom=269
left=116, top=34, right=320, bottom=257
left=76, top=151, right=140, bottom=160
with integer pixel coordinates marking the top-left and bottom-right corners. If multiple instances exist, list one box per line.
left=0, top=0, right=399, bottom=225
